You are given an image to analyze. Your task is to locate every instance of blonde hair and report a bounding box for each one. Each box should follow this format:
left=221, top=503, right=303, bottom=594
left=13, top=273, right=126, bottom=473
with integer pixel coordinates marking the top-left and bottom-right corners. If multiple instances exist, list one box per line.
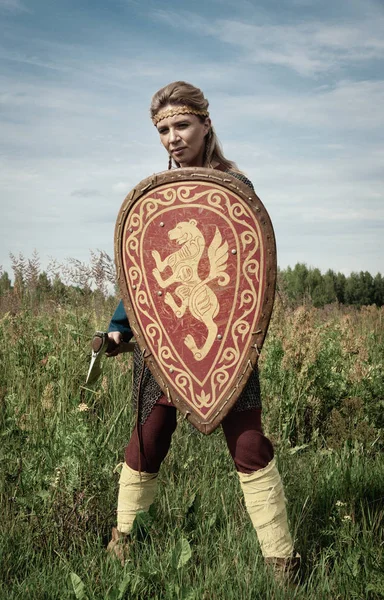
left=150, top=81, right=239, bottom=171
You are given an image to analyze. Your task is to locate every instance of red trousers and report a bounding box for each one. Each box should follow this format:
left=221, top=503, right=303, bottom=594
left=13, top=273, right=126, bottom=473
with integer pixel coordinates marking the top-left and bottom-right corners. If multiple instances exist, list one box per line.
left=125, top=397, right=274, bottom=474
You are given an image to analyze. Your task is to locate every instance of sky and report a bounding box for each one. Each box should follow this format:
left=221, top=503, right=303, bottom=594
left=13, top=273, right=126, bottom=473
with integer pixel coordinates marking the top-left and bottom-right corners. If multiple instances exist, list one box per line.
left=1, top=0, right=383, bottom=281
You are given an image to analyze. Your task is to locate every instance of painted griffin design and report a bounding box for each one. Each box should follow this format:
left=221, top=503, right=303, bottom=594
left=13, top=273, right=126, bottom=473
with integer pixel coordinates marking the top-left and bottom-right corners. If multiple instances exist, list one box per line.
left=152, top=219, right=230, bottom=361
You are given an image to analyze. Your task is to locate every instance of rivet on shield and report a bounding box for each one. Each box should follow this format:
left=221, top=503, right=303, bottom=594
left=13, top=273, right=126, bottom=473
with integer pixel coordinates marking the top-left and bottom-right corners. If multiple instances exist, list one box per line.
left=169, top=368, right=174, bottom=373
left=217, top=334, right=222, bottom=340
left=231, top=249, right=237, bottom=255
left=160, top=222, right=165, bottom=227
left=158, top=291, right=163, bottom=296
left=129, top=227, right=133, bottom=232
left=133, top=285, right=136, bottom=290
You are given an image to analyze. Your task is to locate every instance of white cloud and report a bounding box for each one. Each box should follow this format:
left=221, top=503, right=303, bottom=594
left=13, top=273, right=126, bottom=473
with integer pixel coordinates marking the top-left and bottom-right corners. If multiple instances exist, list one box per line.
left=71, top=189, right=103, bottom=198
left=151, top=9, right=384, bottom=76
left=217, top=20, right=384, bottom=75
left=0, top=0, right=29, bottom=13
left=0, top=76, right=117, bottom=115
left=112, top=182, right=131, bottom=193
left=216, top=80, right=384, bottom=131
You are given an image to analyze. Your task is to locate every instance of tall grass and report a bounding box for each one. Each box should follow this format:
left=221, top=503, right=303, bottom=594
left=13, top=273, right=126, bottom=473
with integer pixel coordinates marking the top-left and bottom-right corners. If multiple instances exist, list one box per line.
left=0, top=300, right=383, bottom=599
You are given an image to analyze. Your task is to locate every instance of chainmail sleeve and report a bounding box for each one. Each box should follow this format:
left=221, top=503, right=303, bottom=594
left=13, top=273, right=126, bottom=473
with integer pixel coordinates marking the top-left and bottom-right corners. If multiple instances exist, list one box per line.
left=226, top=170, right=255, bottom=191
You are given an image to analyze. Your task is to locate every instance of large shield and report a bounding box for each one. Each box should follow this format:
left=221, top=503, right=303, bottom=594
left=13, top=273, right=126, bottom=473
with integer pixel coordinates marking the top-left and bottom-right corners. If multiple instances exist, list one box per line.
left=115, top=168, right=276, bottom=434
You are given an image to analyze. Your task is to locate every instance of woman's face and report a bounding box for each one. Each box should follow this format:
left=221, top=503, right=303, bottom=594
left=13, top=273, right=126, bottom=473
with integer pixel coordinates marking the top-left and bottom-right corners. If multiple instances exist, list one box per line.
left=156, top=106, right=211, bottom=167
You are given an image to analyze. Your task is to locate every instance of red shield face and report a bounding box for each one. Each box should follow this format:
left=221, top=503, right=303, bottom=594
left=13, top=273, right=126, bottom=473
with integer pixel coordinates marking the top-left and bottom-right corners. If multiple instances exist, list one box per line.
left=115, top=168, right=276, bottom=434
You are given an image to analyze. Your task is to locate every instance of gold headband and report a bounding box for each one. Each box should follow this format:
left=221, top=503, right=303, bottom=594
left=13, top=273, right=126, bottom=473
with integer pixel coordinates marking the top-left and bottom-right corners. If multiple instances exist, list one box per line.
left=152, top=105, right=209, bottom=126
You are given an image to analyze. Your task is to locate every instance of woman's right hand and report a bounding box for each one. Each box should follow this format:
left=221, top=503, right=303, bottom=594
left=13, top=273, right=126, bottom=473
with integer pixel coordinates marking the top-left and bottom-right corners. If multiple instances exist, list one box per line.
left=106, top=331, right=123, bottom=357
left=105, top=332, right=136, bottom=356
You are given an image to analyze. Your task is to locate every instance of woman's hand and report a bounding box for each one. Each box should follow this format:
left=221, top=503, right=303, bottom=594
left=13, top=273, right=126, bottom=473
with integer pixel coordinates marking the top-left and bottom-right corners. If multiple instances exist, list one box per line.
left=106, top=332, right=123, bottom=357
left=106, top=332, right=136, bottom=356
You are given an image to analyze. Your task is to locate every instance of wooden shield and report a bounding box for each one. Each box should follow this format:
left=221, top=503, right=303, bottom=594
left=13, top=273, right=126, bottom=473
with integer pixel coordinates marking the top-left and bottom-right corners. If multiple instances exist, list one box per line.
left=114, top=167, right=276, bottom=434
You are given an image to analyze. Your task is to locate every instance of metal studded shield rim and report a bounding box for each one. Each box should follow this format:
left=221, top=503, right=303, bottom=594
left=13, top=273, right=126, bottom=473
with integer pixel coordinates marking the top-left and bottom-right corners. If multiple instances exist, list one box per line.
left=114, top=167, right=277, bottom=435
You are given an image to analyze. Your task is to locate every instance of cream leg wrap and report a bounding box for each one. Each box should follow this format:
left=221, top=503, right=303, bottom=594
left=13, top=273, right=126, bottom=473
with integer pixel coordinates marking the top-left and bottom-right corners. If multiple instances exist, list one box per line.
left=238, top=458, right=294, bottom=559
left=116, top=463, right=158, bottom=534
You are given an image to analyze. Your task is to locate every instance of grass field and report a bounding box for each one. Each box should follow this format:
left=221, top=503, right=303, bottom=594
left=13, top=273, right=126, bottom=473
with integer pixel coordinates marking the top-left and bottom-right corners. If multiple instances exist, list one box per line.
left=0, top=299, right=383, bottom=599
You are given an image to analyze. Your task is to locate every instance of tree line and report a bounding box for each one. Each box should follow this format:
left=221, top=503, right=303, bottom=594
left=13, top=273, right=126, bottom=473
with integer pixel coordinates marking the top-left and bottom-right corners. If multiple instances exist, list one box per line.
left=0, top=252, right=383, bottom=310
left=278, top=263, right=384, bottom=307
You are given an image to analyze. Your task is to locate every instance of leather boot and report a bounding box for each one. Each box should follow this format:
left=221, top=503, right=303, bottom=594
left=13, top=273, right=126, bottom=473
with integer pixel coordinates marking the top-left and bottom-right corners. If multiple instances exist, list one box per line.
left=265, top=553, right=301, bottom=587
left=106, top=527, right=131, bottom=566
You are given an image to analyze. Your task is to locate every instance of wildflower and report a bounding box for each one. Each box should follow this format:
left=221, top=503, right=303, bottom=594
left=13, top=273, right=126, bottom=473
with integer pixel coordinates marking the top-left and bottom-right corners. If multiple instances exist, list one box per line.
left=52, top=468, right=61, bottom=488
left=335, top=501, right=346, bottom=507
left=78, top=403, right=89, bottom=412
left=342, top=515, right=352, bottom=521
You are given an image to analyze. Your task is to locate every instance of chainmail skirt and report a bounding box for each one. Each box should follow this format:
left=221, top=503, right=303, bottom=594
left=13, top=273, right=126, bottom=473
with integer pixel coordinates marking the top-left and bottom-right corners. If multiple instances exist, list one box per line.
left=132, top=344, right=261, bottom=425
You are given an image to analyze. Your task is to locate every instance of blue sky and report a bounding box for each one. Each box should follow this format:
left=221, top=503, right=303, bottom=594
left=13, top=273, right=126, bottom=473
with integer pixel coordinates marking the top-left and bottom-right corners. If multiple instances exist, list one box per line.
left=1, top=0, right=383, bottom=280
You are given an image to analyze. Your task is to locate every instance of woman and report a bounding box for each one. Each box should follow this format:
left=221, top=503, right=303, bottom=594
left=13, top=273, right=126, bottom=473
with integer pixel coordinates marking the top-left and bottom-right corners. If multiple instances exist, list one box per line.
left=106, top=81, right=299, bottom=582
